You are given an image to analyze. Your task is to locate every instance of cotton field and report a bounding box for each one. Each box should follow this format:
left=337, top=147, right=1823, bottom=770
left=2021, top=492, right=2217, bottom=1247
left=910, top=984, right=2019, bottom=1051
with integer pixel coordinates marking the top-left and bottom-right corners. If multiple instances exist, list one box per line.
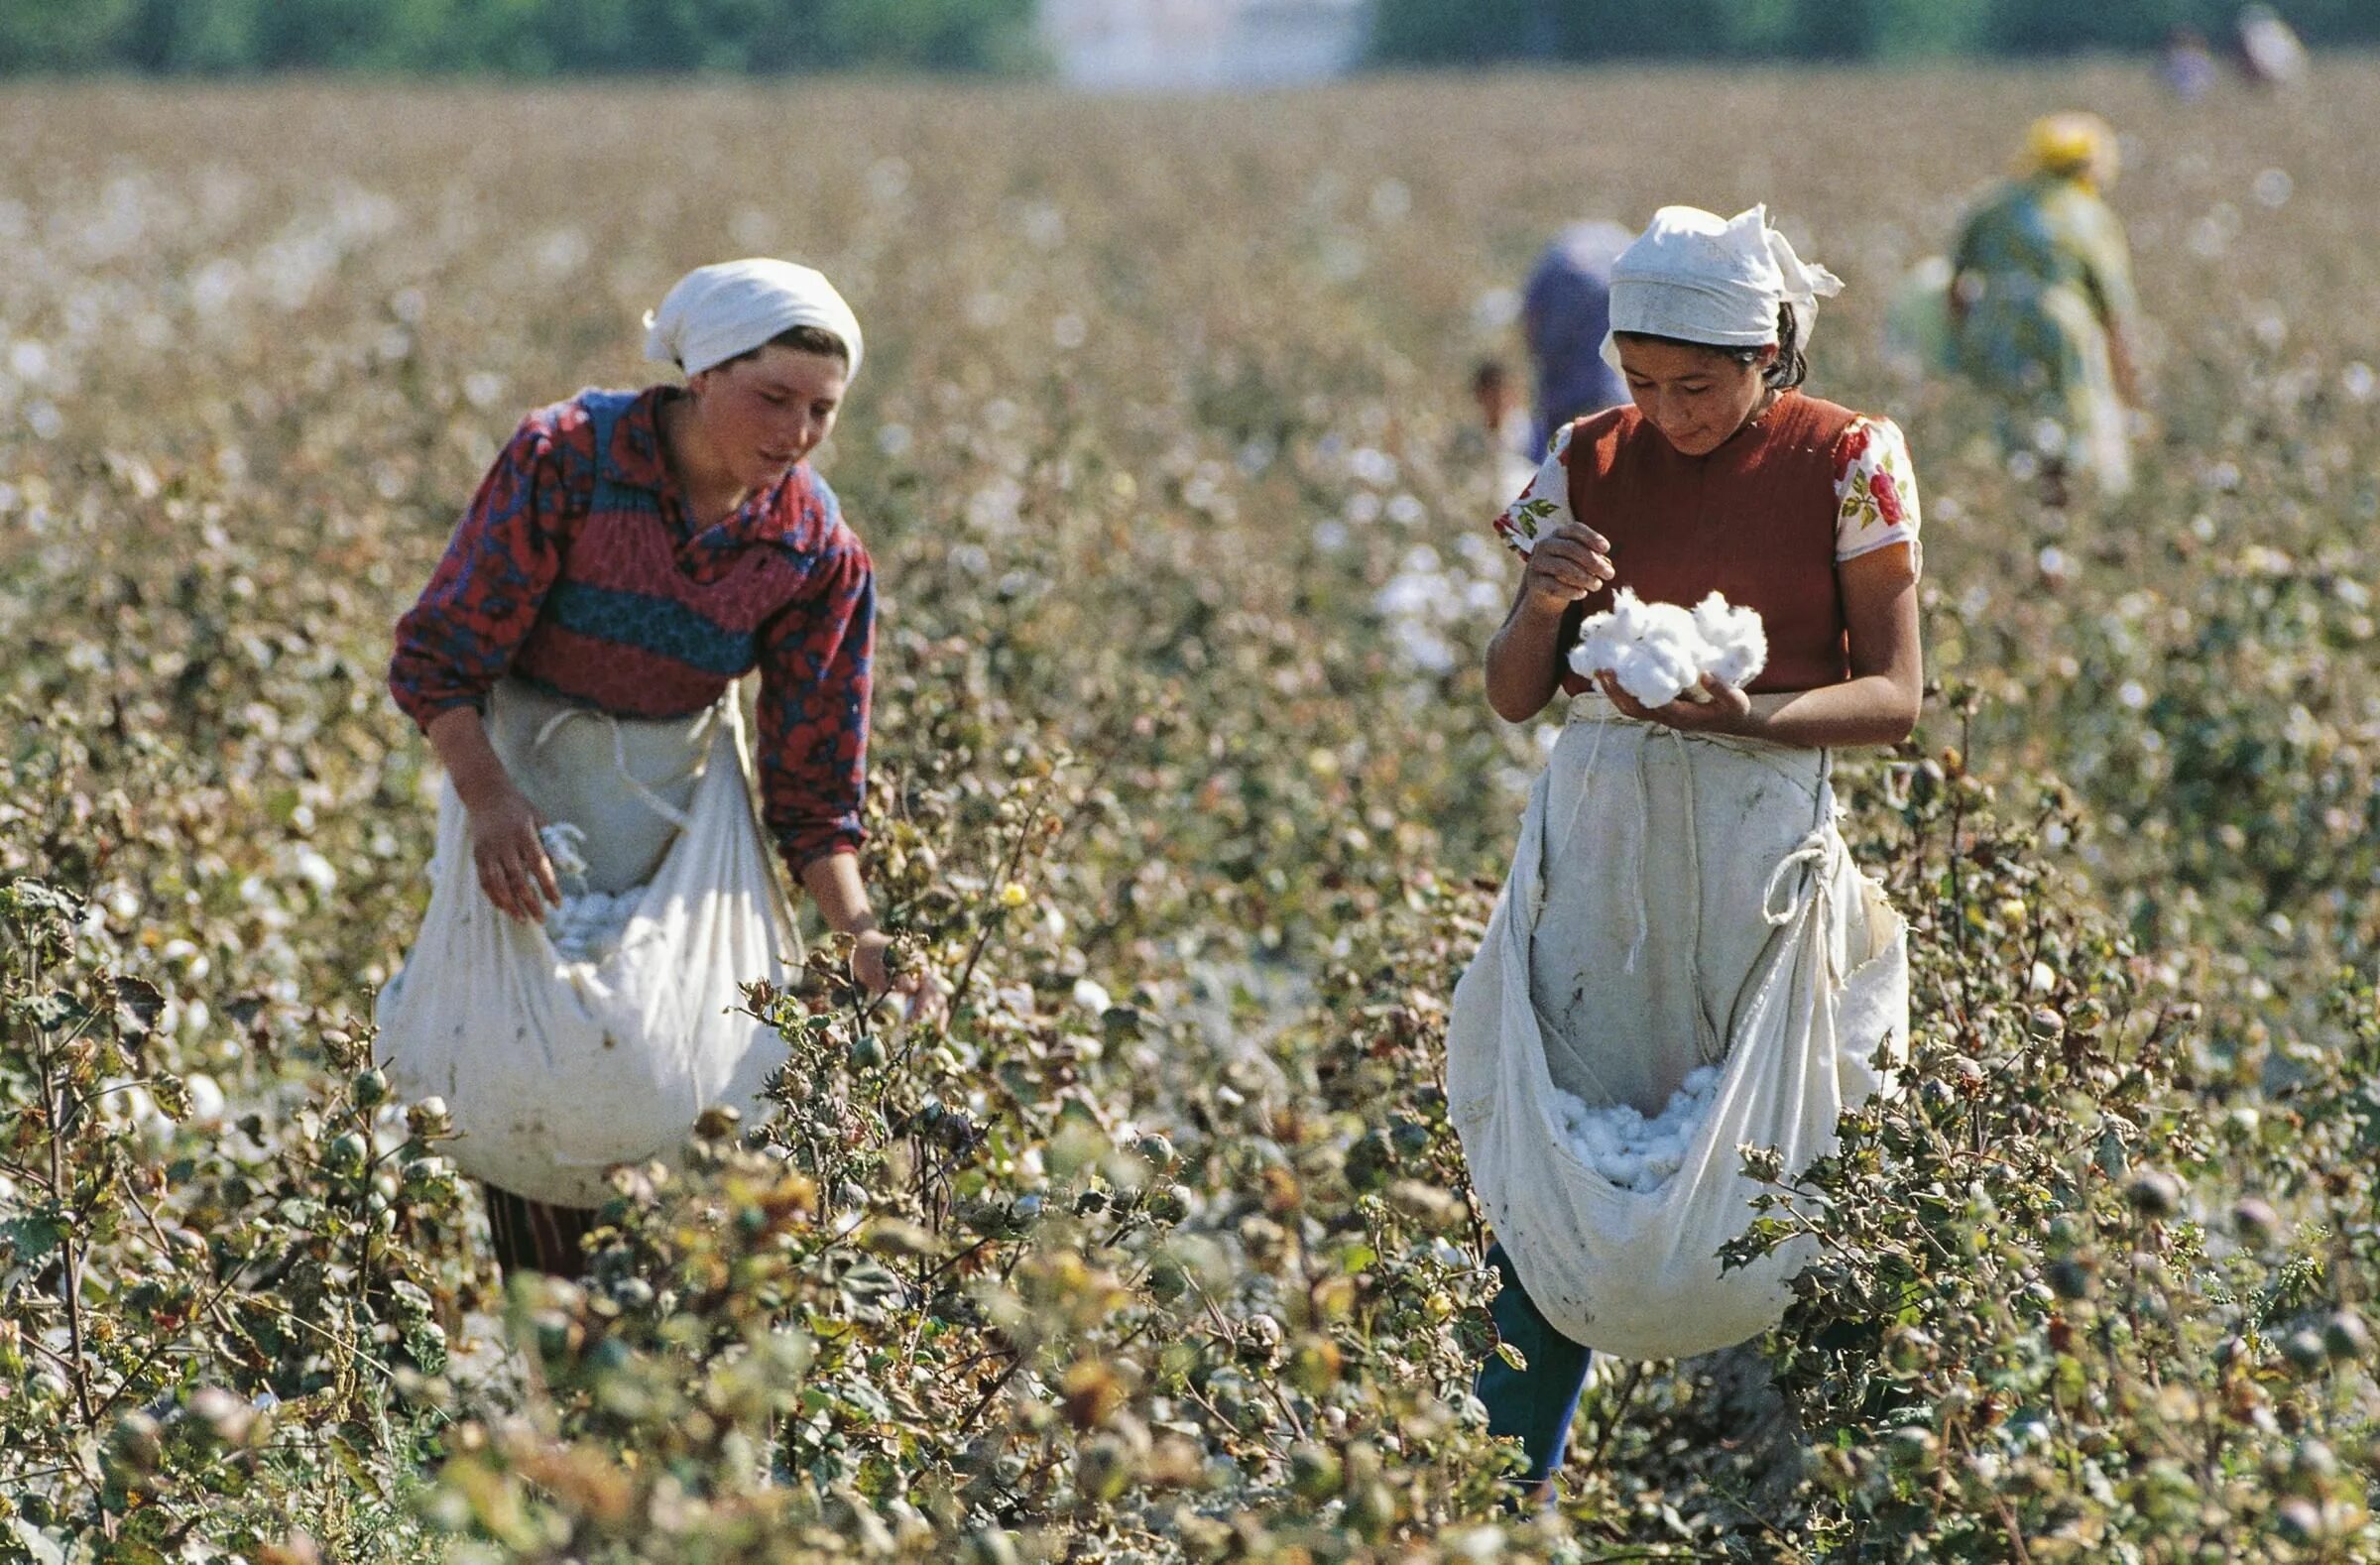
left=1, top=65, right=2377, bottom=1562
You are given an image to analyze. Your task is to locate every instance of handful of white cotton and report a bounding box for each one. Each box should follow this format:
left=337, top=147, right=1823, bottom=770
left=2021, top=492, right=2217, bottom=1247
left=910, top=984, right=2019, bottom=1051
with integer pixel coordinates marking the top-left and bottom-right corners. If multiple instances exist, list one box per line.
left=1568, top=588, right=1767, bottom=707
left=536, top=823, right=647, bottom=964
left=1548, top=1065, right=1723, bottom=1193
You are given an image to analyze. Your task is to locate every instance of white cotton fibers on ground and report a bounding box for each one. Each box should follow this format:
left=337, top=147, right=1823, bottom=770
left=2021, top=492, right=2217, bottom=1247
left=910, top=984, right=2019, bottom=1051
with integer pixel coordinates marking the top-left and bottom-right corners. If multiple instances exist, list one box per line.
left=1547, top=1064, right=1723, bottom=1193
left=1569, top=588, right=1767, bottom=706
left=535, top=822, right=644, bottom=963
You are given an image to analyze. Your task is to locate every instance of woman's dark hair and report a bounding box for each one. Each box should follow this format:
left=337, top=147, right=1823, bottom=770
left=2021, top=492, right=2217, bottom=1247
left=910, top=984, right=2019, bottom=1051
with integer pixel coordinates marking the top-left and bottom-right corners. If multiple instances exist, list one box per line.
left=1612, top=303, right=1808, bottom=391
left=714, top=322, right=851, bottom=372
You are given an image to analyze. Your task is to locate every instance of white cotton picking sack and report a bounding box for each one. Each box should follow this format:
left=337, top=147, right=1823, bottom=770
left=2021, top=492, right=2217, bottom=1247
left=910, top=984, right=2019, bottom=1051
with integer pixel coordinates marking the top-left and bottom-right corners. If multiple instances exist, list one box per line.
left=374, top=680, right=802, bottom=1207
left=1446, top=694, right=1907, bottom=1362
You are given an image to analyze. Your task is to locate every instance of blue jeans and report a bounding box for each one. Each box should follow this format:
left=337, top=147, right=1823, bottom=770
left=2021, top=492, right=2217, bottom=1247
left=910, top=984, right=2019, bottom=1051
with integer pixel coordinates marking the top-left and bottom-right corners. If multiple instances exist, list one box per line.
left=1474, top=1240, right=1594, bottom=1488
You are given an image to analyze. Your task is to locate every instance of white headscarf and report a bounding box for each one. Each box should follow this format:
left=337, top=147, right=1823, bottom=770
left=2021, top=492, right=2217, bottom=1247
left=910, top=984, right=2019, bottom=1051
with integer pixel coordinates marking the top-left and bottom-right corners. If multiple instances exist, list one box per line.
left=642, top=258, right=865, bottom=381
left=1599, top=204, right=1842, bottom=370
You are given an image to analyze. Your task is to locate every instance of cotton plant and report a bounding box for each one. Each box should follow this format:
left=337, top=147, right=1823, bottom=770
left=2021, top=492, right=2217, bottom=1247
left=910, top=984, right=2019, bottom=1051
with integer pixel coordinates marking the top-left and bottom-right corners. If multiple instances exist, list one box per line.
left=1373, top=542, right=1509, bottom=676
left=1568, top=588, right=1767, bottom=706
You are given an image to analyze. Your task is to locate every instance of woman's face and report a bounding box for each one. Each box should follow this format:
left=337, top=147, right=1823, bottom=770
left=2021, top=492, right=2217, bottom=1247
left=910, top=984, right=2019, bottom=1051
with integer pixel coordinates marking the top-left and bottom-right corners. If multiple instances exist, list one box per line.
left=688, top=344, right=847, bottom=491
left=1616, top=338, right=1774, bottom=456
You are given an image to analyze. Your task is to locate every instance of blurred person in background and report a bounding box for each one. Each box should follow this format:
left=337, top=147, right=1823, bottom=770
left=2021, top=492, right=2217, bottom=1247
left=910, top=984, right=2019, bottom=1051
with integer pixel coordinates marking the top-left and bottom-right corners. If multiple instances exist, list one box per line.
left=1521, top=221, right=1634, bottom=454
left=1950, top=112, right=2141, bottom=503
left=1462, top=204, right=1921, bottom=1500
left=1466, top=356, right=1543, bottom=503
left=381, top=259, right=915, bottom=1278
left=2161, top=26, right=2220, bottom=100
left=2233, top=5, right=2309, bottom=89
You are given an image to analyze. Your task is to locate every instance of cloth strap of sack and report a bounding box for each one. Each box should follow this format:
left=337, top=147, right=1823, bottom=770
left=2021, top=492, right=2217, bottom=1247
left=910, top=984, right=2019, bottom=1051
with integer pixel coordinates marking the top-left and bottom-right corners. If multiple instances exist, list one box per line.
left=530, top=702, right=722, bottom=832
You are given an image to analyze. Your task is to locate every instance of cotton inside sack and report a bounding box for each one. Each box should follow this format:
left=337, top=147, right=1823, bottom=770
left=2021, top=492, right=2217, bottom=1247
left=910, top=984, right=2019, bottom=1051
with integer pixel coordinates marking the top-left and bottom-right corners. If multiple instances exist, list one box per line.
left=537, top=823, right=649, bottom=965
left=1549, top=1065, right=1722, bottom=1194
left=1570, top=588, right=1767, bottom=706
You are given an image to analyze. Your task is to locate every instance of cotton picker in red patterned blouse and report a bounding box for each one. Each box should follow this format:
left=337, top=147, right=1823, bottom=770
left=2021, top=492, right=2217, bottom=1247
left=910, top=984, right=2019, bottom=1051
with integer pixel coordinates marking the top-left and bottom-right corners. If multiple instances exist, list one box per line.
left=374, top=259, right=918, bottom=1279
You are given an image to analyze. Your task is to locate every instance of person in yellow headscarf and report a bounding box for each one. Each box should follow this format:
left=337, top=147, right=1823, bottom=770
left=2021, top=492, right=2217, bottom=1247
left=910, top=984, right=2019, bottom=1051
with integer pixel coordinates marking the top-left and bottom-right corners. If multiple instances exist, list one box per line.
left=1950, top=112, right=2142, bottom=500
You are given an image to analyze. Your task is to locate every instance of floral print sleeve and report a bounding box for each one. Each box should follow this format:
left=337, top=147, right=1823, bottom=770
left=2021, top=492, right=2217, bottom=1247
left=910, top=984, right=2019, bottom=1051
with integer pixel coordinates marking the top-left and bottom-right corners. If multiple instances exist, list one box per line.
left=1832, top=416, right=1922, bottom=572
left=1489, top=421, right=1578, bottom=555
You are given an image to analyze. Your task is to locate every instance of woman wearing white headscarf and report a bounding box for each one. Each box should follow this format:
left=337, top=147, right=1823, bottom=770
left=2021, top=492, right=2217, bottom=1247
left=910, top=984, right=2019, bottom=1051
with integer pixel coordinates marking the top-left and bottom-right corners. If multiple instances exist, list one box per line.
left=1452, top=206, right=1919, bottom=1497
left=380, top=259, right=909, bottom=1277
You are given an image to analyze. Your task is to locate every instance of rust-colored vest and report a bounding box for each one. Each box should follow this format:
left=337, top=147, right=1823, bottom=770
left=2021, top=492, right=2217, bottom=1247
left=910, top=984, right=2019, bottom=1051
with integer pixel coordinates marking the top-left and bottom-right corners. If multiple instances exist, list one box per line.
left=1558, top=389, right=1859, bottom=696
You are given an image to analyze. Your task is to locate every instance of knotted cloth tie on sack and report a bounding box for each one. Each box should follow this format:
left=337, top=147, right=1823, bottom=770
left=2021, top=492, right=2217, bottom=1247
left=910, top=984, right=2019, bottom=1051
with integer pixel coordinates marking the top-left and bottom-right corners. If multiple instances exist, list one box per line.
left=374, top=680, right=802, bottom=1207
left=1446, top=694, right=1908, bottom=1362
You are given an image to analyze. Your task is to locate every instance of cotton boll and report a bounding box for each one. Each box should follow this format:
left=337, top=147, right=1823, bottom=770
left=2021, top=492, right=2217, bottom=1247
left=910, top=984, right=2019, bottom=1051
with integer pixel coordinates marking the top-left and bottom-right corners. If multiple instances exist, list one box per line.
left=1569, top=602, right=1624, bottom=683
left=1568, top=587, right=1767, bottom=706
left=1637, top=598, right=1698, bottom=647
left=1691, top=594, right=1768, bottom=689
left=1622, top=601, right=1706, bottom=703
left=1570, top=589, right=1647, bottom=671
left=184, top=1073, right=227, bottom=1127
left=1568, top=628, right=1621, bottom=684
left=1603, top=587, right=1651, bottom=642
left=1609, top=634, right=1698, bottom=706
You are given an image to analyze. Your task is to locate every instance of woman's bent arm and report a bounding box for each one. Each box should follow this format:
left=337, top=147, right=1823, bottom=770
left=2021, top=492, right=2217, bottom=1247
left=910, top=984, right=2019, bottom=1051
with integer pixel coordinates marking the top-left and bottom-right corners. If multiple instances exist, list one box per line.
left=800, top=851, right=898, bottom=999
left=1486, top=595, right=1572, bottom=722
left=1741, top=543, right=1923, bottom=747
left=1485, top=520, right=1614, bottom=722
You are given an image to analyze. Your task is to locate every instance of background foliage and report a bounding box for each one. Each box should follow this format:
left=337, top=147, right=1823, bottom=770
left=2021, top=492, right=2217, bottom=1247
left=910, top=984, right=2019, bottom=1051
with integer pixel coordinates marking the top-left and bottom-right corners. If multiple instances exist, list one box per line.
left=0, top=0, right=1043, bottom=75
left=2, top=0, right=2378, bottom=75
left=0, top=59, right=2376, bottom=1562
left=1371, top=0, right=2380, bottom=65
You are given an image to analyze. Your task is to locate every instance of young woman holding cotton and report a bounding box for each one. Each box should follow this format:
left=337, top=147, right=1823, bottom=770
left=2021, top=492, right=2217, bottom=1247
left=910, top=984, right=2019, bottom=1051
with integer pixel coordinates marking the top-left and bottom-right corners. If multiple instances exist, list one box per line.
left=377, top=259, right=914, bottom=1278
left=1450, top=205, right=1922, bottom=1497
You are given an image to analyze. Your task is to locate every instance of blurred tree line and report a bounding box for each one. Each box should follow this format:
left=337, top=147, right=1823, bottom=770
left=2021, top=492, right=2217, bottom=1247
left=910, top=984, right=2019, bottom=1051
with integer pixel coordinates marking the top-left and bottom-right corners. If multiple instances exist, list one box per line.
left=1371, top=0, right=2377, bottom=63
left=0, top=0, right=1041, bottom=73
left=0, top=0, right=2371, bottom=74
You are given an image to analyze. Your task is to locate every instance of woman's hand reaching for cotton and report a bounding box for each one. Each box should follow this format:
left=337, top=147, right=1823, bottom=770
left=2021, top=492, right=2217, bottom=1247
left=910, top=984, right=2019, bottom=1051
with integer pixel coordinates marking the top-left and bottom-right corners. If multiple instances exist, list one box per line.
left=463, top=783, right=561, bottom=922
left=422, top=704, right=561, bottom=922
left=1520, top=521, right=1615, bottom=613
left=852, top=929, right=895, bottom=1000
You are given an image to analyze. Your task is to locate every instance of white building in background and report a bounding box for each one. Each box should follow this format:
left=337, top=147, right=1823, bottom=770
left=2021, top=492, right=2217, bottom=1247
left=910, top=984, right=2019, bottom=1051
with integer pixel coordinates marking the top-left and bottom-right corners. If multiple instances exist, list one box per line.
left=1039, top=0, right=1371, bottom=92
